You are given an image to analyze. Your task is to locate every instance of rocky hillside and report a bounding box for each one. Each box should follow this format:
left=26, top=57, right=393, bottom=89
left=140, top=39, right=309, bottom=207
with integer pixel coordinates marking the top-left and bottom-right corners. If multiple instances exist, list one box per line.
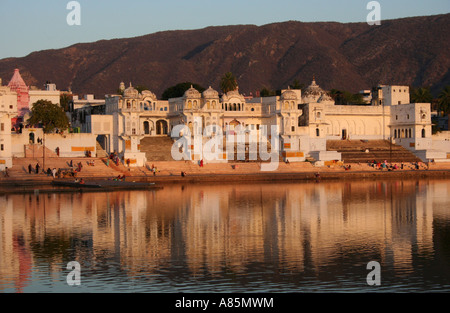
left=0, top=14, right=449, bottom=97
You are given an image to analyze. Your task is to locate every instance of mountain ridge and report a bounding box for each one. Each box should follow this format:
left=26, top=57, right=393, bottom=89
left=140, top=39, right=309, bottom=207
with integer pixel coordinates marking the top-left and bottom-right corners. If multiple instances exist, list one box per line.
left=1, top=14, right=449, bottom=98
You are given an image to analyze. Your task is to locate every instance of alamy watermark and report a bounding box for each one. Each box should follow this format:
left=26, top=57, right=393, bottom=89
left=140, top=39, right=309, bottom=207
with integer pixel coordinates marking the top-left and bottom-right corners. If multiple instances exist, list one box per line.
left=171, top=117, right=280, bottom=171
left=66, top=261, right=81, bottom=286
left=67, top=1, right=81, bottom=26
left=366, top=261, right=381, bottom=286
left=367, top=1, right=381, bottom=25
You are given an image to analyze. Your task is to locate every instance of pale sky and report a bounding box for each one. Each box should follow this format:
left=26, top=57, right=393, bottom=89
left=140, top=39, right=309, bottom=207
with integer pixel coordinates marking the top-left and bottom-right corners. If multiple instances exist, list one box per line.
left=1, top=0, right=449, bottom=59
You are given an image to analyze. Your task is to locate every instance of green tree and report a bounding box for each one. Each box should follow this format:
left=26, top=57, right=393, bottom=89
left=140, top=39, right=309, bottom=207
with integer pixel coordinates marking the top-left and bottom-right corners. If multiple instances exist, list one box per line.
left=161, top=82, right=205, bottom=100
left=289, top=79, right=304, bottom=90
left=346, top=92, right=364, bottom=105
left=220, top=72, right=238, bottom=94
left=260, top=87, right=276, bottom=97
left=135, top=85, right=149, bottom=94
left=438, top=86, right=450, bottom=115
left=330, top=89, right=363, bottom=105
left=60, top=93, right=73, bottom=112
left=27, top=100, right=70, bottom=133
left=330, top=89, right=344, bottom=105
left=411, top=87, right=433, bottom=103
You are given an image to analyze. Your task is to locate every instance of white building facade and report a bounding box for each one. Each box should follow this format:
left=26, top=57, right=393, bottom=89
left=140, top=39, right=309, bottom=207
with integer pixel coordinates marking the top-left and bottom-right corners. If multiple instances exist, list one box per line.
left=83, top=79, right=449, bottom=166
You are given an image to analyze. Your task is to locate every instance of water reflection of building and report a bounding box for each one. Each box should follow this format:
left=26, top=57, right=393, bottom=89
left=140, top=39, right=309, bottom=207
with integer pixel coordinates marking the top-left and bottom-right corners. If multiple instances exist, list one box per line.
left=0, top=180, right=447, bottom=291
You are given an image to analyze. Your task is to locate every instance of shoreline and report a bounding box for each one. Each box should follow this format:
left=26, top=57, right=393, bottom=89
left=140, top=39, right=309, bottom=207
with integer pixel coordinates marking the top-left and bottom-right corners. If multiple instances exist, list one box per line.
left=1, top=166, right=450, bottom=192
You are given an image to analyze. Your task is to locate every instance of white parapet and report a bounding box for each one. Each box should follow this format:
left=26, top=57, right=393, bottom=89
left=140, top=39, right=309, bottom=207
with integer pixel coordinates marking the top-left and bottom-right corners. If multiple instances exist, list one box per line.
left=310, top=150, right=342, bottom=162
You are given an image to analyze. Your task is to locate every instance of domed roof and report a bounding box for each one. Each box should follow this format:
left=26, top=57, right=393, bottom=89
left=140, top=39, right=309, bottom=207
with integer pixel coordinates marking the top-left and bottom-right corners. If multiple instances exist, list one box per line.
left=123, top=83, right=139, bottom=98
left=202, top=86, right=219, bottom=99
left=302, top=77, right=329, bottom=103
left=222, top=87, right=245, bottom=102
left=281, top=88, right=298, bottom=100
left=141, top=90, right=157, bottom=100
left=318, top=93, right=334, bottom=103
left=184, top=85, right=201, bottom=99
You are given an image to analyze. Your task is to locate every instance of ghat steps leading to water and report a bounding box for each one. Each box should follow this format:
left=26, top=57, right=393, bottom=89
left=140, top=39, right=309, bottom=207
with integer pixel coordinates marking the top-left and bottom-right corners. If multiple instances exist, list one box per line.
left=140, top=137, right=176, bottom=161
left=327, top=140, right=422, bottom=163
left=140, top=135, right=280, bottom=163
left=4, top=157, right=125, bottom=181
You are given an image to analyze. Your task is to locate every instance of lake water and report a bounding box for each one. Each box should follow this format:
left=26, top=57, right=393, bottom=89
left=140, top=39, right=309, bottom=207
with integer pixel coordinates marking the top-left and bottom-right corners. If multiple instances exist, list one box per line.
left=1, top=179, right=450, bottom=293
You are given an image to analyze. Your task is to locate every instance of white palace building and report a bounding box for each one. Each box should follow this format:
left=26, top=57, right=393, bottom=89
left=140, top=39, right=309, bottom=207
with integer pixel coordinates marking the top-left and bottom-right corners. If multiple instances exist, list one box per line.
left=78, top=78, right=450, bottom=167
left=1, top=70, right=450, bottom=171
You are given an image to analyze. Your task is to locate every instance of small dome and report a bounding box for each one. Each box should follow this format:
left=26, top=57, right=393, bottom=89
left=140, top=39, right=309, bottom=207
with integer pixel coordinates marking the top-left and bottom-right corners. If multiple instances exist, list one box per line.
left=124, top=83, right=138, bottom=98
left=302, top=77, right=327, bottom=103
left=184, top=85, right=201, bottom=99
left=222, top=88, right=245, bottom=103
left=281, top=88, right=298, bottom=100
left=202, top=86, right=219, bottom=99
left=141, top=90, right=157, bottom=100
left=318, top=93, right=333, bottom=103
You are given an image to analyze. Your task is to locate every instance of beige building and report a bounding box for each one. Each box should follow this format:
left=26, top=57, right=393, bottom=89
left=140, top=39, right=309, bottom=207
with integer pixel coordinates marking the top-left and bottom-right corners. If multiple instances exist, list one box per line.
left=76, top=78, right=449, bottom=166
left=0, top=83, right=17, bottom=170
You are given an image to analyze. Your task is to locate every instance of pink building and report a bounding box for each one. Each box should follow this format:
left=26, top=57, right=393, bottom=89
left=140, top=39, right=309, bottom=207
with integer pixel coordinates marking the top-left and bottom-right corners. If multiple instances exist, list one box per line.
left=8, top=69, right=30, bottom=126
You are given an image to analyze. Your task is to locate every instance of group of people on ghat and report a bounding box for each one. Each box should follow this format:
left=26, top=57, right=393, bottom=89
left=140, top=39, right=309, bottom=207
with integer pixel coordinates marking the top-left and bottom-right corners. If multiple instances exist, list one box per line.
left=109, top=152, right=121, bottom=166
left=28, top=163, right=62, bottom=178
left=367, top=160, right=428, bottom=171
left=27, top=159, right=90, bottom=179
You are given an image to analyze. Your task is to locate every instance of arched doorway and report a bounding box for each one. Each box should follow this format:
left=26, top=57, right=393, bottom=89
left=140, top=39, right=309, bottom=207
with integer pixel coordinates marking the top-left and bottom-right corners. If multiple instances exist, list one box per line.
left=29, top=132, right=35, bottom=144
left=156, top=120, right=168, bottom=135
left=144, top=121, right=150, bottom=135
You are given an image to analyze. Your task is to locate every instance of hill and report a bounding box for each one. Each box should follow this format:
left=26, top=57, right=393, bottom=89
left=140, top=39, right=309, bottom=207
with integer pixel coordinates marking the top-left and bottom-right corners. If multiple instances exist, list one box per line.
left=0, top=14, right=449, bottom=98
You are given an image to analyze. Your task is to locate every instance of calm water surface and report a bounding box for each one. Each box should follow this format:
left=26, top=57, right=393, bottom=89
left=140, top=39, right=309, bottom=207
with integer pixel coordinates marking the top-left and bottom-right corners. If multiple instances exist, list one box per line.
left=1, top=179, right=450, bottom=293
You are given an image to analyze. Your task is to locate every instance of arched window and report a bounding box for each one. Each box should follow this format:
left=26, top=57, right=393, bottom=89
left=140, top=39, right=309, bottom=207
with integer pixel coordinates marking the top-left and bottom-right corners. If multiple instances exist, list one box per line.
left=316, top=128, right=320, bottom=137
left=394, top=129, right=397, bottom=138
left=409, top=129, right=412, bottom=138
left=422, top=128, right=426, bottom=138
left=29, top=132, right=35, bottom=144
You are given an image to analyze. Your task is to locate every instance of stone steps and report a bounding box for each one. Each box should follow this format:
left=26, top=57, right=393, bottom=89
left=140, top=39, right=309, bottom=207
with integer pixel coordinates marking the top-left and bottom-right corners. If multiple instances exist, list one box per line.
left=140, top=136, right=175, bottom=161
left=327, top=140, right=422, bottom=163
left=4, top=157, right=125, bottom=180
left=96, top=141, right=109, bottom=158
left=25, top=144, right=58, bottom=158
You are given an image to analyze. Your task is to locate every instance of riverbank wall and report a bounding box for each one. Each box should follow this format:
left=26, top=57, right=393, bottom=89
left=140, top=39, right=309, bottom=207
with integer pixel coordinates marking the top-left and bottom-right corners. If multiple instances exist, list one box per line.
left=1, top=158, right=450, bottom=189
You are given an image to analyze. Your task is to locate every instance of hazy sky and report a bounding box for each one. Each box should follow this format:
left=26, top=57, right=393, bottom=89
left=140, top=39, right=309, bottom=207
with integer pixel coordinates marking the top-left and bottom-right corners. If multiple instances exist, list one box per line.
left=1, top=0, right=449, bottom=59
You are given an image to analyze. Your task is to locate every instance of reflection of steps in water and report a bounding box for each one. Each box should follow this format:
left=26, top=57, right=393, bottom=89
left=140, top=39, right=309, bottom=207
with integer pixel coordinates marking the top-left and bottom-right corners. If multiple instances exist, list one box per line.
left=327, top=140, right=422, bottom=163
